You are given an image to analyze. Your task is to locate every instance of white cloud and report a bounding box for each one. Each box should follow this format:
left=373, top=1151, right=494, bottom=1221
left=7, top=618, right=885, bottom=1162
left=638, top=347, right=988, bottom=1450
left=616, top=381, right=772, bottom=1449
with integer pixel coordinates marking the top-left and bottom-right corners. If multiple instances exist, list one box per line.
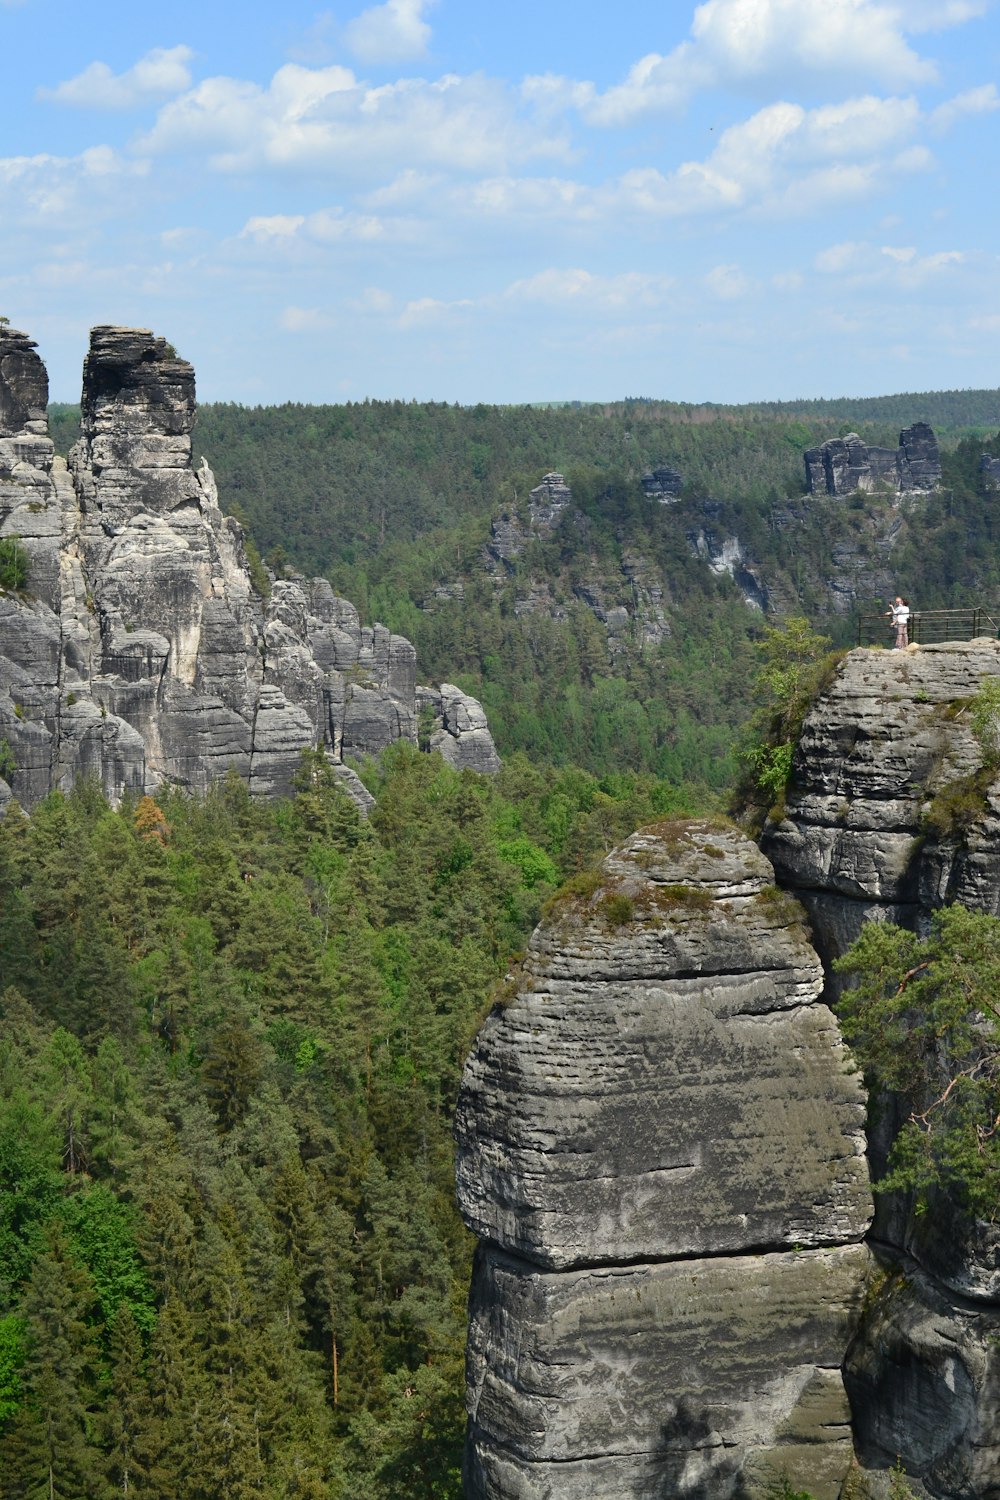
left=504, top=267, right=675, bottom=313
left=704, top=263, right=752, bottom=299
left=239, top=208, right=397, bottom=249
left=574, top=0, right=944, bottom=125
left=344, top=0, right=436, bottom=64
left=241, top=215, right=306, bottom=242
left=398, top=294, right=474, bottom=328
left=280, top=306, right=336, bottom=332
left=139, top=64, right=569, bottom=176
left=618, top=95, right=929, bottom=219
left=815, top=241, right=865, bottom=272
left=930, top=82, right=1000, bottom=131
left=898, top=0, right=988, bottom=32
left=350, top=286, right=395, bottom=313
left=815, top=237, right=967, bottom=285
left=0, top=147, right=149, bottom=227
left=41, top=46, right=194, bottom=109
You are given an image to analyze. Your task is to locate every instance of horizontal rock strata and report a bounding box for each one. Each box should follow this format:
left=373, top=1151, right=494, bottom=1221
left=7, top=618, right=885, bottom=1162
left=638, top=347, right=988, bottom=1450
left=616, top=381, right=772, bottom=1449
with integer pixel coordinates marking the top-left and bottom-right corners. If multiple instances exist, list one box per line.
left=0, top=326, right=499, bottom=811
left=763, top=641, right=1000, bottom=1497
left=456, top=820, right=873, bottom=1499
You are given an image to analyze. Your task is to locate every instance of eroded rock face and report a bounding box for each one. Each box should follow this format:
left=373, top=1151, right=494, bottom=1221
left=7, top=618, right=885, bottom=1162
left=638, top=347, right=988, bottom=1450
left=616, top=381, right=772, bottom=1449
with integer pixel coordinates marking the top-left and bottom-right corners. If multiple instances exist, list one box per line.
left=0, top=325, right=499, bottom=810
left=805, top=423, right=941, bottom=497
left=763, top=640, right=1000, bottom=1498
left=762, top=640, right=1000, bottom=962
left=456, top=820, right=872, bottom=1499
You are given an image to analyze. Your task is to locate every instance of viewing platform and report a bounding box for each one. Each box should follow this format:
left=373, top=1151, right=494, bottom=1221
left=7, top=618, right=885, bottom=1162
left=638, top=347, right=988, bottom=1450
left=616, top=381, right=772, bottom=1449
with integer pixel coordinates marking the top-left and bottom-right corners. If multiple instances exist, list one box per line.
left=856, top=606, right=1000, bottom=647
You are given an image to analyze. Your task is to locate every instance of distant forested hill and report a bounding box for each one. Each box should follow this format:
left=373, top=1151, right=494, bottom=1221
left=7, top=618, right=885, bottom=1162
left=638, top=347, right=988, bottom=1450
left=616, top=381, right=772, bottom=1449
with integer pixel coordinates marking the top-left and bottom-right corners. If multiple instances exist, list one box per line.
left=46, top=391, right=1000, bottom=789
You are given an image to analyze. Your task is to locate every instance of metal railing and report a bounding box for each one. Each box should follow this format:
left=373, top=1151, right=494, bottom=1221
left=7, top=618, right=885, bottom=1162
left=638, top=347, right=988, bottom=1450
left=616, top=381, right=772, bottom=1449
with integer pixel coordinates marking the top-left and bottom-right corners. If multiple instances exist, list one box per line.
left=857, top=607, right=1000, bottom=647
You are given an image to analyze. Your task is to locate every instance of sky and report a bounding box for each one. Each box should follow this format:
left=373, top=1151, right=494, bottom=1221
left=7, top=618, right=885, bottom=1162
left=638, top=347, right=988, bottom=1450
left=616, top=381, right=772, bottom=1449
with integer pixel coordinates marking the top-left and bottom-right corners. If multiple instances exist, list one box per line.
left=1, top=0, right=999, bottom=406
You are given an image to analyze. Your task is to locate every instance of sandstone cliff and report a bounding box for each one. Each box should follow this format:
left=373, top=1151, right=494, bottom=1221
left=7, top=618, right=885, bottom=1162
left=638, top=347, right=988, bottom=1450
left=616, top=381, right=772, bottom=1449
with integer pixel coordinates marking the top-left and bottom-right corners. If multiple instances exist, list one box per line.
left=0, top=326, right=499, bottom=812
left=763, top=640, right=1000, bottom=1498
left=455, top=820, right=872, bottom=1499
left=805, top=423, right=941, bottom=497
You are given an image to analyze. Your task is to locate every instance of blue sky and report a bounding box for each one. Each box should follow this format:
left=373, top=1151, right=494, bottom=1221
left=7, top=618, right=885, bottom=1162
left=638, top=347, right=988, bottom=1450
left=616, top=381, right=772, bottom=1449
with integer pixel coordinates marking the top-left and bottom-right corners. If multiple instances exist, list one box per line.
left=2, top=0, right=998, bottom=405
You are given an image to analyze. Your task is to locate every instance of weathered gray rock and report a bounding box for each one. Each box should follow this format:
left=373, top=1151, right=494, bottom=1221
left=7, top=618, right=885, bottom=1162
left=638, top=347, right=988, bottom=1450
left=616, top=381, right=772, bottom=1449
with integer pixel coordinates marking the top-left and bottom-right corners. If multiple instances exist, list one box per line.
left=763, top=640, right=1000, bottom=1497
left=641, top=463, right=683, bottom=502
left=763, top=640, right=1000, bottom=958
left=897, top=422, right=941, bottom=493
left=466, top=1242, right=869, bottom=1500
left=419, top=684, right=502, bottom=773
left=846, top=1256, right=1000, bottom=1499
left=686, top=526, right=768, bottom=610
left=456, top=820, right=872, bottom=1499
left=805, top=424, right=940, bottom=497
left=0, top=325, right=499, bottom=812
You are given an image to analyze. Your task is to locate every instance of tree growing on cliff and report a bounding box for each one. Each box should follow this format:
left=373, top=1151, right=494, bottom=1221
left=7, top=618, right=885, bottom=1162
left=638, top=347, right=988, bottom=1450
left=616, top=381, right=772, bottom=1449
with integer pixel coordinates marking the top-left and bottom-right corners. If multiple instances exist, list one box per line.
left=733, top=616, right=839, bottom=825
left=0, top=536, right=29, bottom=592
left=835, top=904, right=1000, bottom=1216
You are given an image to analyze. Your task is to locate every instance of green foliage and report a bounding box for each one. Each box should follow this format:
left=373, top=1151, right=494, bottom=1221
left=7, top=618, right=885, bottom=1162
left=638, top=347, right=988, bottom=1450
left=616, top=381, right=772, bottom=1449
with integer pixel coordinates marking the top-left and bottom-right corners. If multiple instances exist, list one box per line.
left=922, top=768, right=992, bottom=839
left=970, top=677, right=1000, bottom=768
left=0, top=536, right=29, bottom=592
left=0, top=738, right=14, bottom=782
left=733, top=618, right=838, bottom=823
left=835, top=905, right=1000, bottom=1216
left=0, top=754, right=701, bottom=1493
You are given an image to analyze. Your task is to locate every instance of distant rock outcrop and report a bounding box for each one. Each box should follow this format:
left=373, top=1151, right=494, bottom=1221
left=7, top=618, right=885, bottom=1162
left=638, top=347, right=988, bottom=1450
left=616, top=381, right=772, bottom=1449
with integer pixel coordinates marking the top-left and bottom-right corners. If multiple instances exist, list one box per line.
left=641, top=463, right=683, bottom=501
left=456, top=820, right=872, bottom=1499
left=805, top=422, right=940, bottom=497
left=481, top=471, right=672, bottom=653
left=0, top=325, right=499, bottom=812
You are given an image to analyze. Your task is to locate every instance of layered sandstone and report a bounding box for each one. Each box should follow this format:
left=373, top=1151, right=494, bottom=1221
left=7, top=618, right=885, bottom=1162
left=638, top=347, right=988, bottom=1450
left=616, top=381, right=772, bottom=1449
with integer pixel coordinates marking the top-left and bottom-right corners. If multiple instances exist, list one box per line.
left=455, top=820, right=872, bottom=1499
left=804, top=422, right=941, bottom=497
left=764, top=641, right=1000, bottom=1498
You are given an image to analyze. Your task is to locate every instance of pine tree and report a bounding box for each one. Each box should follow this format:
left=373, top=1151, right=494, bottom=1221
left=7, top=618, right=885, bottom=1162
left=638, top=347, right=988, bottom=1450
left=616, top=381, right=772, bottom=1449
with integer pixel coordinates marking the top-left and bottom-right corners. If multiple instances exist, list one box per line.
left=1, top=1230, right=105, bottom=1500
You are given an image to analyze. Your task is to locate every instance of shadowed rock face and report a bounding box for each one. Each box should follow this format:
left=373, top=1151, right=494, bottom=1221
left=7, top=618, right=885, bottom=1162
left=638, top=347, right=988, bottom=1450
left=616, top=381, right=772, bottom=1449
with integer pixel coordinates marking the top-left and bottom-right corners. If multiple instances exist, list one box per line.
left=456, top=820, right=872, bottom=1500
left=0, top=325, right=499, bottom=812
left=804, top=423, right=941, bottom=497
left=763, top=642, right=1000, bottom=1498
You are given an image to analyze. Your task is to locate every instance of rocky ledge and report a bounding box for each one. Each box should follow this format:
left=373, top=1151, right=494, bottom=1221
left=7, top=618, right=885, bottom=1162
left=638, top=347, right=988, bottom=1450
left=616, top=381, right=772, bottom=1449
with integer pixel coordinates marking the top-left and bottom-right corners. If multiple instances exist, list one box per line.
left=0, top=326, right=499, bottom=811
left=455, top=819, right=872, bottom=1499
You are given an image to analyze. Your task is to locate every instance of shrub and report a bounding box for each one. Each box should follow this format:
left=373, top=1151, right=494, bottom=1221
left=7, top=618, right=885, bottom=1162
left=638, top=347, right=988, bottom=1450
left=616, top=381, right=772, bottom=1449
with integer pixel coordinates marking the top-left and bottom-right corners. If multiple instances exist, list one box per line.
left=0, top=537, right=29, bottom=592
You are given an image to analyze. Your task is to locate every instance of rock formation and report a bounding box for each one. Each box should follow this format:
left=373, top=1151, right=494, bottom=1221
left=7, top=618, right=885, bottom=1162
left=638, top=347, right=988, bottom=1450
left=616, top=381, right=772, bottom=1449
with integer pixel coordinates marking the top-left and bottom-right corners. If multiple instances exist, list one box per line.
left=0, top=325, right=499, bottom=812
left=480, top=471, right=672, bottom=652
left=686, top=520, right=769, bottom=611
left=805, top=422, right=940, bottom=497
left=763, top=640, right=1000, bottom=1498
left=641, top=463, right=684, bottom=502
left=455, top=820, right=872, bottom=1499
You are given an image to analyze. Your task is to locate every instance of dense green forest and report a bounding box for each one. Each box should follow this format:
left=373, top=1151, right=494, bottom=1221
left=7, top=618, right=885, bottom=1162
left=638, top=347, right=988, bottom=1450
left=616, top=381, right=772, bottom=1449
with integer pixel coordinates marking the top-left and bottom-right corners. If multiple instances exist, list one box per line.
left=0, top=751, right=697, bottom=1498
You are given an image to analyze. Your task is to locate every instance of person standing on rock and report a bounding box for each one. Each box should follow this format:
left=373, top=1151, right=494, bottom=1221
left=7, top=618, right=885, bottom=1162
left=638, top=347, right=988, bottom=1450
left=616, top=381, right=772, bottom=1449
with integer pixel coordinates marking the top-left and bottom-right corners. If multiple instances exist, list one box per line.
left=887, top=596, right=910, bottom=649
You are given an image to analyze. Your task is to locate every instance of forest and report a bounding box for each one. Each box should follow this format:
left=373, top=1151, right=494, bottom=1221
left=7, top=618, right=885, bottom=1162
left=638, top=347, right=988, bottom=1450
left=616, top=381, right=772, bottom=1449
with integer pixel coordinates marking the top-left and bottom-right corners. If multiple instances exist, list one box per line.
left=0, top=748, right=695, bottom=1498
